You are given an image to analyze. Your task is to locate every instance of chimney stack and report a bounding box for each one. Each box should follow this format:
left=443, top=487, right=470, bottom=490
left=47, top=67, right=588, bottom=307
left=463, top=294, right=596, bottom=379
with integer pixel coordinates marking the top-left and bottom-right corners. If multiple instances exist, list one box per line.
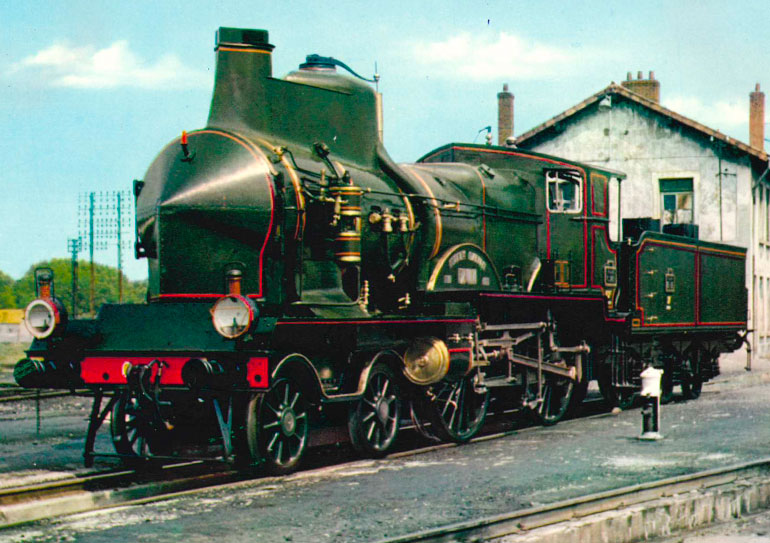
left=750, top=83, right=765, bottom=151
left=498, top=83, right=514, bottom=145
left=621, top=70, right=660, bottom=103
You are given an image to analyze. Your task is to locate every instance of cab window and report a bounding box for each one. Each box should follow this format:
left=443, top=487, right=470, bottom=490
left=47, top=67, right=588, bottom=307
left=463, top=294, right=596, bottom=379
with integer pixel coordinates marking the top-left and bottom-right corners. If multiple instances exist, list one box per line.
left=546, top=170, right=582, bottom=213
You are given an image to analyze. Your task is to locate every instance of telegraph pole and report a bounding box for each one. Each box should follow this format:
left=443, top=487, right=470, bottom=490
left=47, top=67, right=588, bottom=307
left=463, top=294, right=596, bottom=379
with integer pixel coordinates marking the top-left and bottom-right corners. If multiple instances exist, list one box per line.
left=117, top=191, right=123, bottom=302
left=79, top=190, right=133, bottom=312
left=67, top=238, right=82, bottom=317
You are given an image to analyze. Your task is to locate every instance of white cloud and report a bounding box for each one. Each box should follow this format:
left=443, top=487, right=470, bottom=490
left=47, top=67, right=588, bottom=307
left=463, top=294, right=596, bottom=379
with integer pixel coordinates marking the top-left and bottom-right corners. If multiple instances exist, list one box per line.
left=412, top=32, right=593, bottom=81
left=11, top=40, right=208, bottom=90
left=664, top=95, right=748, bottom=129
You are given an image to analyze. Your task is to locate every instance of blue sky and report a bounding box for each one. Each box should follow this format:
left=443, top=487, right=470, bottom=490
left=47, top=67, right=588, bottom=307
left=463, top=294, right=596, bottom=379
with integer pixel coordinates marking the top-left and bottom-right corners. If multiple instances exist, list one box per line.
left=1, top=1, right=768, bottom=280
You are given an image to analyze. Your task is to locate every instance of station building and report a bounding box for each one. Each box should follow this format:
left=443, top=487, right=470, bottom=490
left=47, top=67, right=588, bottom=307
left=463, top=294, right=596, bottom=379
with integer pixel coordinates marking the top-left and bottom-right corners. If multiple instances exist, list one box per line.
left=500, top=73, right=769, bottom=355
left=0, top=309, right=32, bottom=343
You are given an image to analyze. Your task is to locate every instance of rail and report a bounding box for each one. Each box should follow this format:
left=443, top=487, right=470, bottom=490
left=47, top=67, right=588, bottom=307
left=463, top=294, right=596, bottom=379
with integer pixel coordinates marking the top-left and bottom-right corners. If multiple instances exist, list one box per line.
left=0, top=461, right=243, bottom=529
left=375, top=458, right=770, bottom=543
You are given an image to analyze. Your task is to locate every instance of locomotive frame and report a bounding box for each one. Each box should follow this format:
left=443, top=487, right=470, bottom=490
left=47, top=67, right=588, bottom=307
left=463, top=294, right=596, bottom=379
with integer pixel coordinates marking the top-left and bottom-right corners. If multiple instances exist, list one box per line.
left=15, top=27, right=748, bottom=473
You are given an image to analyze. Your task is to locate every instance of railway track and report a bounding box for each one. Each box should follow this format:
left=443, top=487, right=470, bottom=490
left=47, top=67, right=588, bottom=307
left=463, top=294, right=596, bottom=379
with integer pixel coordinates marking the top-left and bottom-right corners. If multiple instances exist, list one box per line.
left=0, top=461, right=244, bottom=529
left=0, top=378, right=731, bottom=535
left=0, top=385, right=75, bottom=403
left=376, top=458, right=770, bottom=543
left=0, top=394, right=614, bottom=531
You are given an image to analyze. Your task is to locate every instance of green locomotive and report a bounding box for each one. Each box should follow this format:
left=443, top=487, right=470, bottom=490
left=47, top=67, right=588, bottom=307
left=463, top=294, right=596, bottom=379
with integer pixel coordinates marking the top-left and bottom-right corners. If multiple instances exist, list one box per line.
left=15, top=27, right=747, bottom=473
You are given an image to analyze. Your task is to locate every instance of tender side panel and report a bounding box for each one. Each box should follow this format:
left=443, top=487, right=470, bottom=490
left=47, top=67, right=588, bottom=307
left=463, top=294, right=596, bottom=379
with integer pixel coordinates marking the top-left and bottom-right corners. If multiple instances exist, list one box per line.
left=699, top=249, right=747, bottom=325
left=633, top=233, right=747, bottom=330
left=636, top=237, right=696, bottom=327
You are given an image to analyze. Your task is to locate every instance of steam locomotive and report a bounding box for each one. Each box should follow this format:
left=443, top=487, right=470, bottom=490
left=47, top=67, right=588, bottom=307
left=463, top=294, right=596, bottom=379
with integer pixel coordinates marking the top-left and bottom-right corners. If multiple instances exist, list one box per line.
left=15, top=27, right=748, bottom=473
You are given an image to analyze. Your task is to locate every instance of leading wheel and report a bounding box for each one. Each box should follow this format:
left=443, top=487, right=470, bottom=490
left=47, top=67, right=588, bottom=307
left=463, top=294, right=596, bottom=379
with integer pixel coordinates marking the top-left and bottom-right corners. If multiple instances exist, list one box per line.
left=110, top=393, right=169, bottom=458
left=246, top=377, right=309, bottom=475
left=421, top=373, right=489, bottom=443
left=348, top=363, right=401, bottom=457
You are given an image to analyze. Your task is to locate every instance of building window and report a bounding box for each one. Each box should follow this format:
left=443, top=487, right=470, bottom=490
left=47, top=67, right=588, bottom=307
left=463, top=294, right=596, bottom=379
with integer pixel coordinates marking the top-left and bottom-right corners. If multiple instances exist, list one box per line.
left=659, top=178, right=693, bottom=225
left=547, top=169, right=582, bottom=213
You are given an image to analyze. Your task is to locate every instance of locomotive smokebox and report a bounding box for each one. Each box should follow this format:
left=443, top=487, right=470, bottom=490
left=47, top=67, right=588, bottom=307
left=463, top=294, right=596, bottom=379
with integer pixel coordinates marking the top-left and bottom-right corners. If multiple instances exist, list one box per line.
left=136, top=129, right=275, bottom=299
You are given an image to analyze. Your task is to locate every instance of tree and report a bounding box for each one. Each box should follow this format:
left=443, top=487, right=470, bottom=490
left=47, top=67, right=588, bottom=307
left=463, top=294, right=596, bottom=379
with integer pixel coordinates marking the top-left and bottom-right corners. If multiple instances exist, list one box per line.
left=13, top=259, right=147, bottom=316
left=0, top=270, right=15, bottom=308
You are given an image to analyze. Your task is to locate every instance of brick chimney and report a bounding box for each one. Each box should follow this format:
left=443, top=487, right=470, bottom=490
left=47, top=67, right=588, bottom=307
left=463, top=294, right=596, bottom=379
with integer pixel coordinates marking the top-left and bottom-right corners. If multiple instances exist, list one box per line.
left=750, top=83, right=765, bottom=151
left=498, top=83, right=514, bottom=145
left=621, top=70, right=660, bottom=103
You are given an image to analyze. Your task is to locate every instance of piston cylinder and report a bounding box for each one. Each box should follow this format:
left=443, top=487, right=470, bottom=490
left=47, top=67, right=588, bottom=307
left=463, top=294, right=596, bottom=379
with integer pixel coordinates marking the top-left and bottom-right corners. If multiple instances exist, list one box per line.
left=403, top=337, right=472, bottom=385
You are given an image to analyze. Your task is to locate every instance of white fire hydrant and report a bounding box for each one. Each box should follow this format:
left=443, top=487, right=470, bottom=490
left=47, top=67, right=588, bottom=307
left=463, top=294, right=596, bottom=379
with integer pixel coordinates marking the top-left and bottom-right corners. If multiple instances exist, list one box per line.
left=639, top=366, right=664, bottom=441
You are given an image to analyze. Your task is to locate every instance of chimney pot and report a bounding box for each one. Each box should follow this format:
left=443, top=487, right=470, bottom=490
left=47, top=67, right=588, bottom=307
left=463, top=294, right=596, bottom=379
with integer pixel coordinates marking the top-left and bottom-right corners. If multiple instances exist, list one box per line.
left=621, top=70, right=660, bottom=103
left=497, top=83, right=514, bottom=145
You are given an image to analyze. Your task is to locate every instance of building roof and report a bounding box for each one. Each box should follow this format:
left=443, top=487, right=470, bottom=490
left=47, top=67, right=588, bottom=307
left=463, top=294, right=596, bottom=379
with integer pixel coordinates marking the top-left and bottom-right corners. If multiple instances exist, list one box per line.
left=514, top=83, right=768, bottom=162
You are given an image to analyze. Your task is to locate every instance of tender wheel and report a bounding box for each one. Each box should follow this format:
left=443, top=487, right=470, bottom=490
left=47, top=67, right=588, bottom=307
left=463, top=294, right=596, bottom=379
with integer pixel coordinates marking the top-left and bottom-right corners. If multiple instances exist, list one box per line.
left=682, top=349, right=703, bottom=400
left=348, top=363, right=401, bottom=457
left=110, top=393, right=169, bottom=458
left=421, top=373, right=489, bottom=443
left=530, top=370, right=575, bottom=425
left=682, top=374, right=702, bottom=399
left=660, top=364, right=675, bottom=404
left=246, top=377, right=309, bottom=475
left=597, top=359, right=637, bottom=410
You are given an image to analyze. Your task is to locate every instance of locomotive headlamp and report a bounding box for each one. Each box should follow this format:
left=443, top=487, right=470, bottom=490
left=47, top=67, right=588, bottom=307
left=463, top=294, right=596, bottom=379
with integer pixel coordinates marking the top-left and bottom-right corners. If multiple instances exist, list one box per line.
left=25, top=299, right=60, bottom=339
left=211, top=269, right=258, bottom=339
left=211, top=295, right=258, bottom=339
left=24, top=268, right=67, bottom=339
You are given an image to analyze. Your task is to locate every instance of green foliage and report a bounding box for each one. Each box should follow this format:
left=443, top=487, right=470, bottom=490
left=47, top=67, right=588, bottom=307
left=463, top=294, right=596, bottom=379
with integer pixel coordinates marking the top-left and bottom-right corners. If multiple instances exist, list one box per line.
left=9, top=259, right=147, bottom=315
left=0, top=270, right=15, bottom=308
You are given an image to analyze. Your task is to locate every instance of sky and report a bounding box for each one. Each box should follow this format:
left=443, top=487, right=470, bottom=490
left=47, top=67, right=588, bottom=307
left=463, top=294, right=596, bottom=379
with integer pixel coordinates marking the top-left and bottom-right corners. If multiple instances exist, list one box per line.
left=1, top=0, right=768, bottom=281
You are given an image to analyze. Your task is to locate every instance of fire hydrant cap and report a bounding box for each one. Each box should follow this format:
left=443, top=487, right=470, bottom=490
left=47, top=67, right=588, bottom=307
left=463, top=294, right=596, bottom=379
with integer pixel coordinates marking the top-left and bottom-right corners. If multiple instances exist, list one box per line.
left=640, top=366, right=663, bottom=397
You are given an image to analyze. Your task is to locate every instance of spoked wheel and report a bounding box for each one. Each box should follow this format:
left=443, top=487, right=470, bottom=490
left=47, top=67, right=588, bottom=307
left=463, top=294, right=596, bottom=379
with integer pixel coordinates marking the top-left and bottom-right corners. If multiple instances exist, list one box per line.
left=110, top=393, right=169, bottom=458
left=420, top=373, right=489, bottom=443
left=565, top=376, right=589, bottom=417
left=246, top=377, right=309, bottom=475
left=529, top=369, right=575, bottom=426
left=563, top=353, right=587, bottom=417
left=348, top=363, right=401, bottom=457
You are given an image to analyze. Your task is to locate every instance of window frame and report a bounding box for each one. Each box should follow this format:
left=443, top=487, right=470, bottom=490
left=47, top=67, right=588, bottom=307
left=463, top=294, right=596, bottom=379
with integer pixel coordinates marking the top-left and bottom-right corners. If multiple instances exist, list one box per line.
left=659, top=177, right=694, bottom=226
left=546, top=169, right=583, bottom=214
